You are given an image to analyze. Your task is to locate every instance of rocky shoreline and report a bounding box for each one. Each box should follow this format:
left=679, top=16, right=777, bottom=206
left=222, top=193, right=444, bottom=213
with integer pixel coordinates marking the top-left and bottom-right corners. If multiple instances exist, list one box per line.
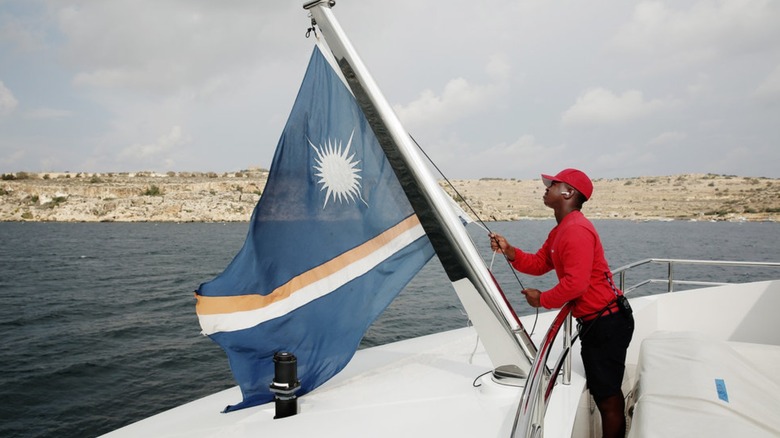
left=1, top=170, right=778, bottom=223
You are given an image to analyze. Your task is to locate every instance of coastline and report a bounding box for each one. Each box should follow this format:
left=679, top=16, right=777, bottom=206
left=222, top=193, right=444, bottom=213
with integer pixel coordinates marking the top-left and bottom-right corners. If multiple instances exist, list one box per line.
left=1, top=171, right=778, bottom=223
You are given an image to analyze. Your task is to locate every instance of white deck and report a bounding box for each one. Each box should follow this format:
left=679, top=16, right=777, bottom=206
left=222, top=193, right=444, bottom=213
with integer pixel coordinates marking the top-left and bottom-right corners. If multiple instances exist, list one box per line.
left=102, top=319, right=587, bottom=437
left=103, top=280, right=780, bottom=438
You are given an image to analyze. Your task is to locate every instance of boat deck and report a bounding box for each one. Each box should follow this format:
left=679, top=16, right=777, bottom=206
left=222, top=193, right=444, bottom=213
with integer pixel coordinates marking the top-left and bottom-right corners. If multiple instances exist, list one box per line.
left=103, top=279, right=780, bottom=438
left=101, top=320, right=586, bottom=438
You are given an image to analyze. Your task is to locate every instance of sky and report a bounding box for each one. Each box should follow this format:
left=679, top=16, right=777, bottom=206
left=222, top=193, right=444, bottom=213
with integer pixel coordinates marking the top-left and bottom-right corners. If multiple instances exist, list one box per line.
left=1, top=0, right=779, bottom=180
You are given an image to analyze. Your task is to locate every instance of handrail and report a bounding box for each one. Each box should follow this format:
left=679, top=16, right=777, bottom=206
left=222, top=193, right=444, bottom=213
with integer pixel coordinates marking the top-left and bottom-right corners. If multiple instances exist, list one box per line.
left=612, top=258, right=780, bottom=293
left=511, top=302, right=574, bottom=438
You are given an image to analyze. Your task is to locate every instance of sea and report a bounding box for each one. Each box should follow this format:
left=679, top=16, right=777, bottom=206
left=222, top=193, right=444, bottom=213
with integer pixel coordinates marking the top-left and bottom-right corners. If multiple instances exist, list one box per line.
left=1, top=219, right=778, bottom=438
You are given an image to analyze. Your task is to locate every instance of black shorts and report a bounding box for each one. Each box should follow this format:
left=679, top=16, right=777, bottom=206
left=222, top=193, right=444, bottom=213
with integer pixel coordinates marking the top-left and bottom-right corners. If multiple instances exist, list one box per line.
left=579, top=311, right=634, bottom=403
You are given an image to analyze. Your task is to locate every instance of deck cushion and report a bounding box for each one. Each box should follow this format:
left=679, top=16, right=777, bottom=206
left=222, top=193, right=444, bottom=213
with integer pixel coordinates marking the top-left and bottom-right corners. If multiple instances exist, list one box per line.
left=628, top=331, right=780, bottom=437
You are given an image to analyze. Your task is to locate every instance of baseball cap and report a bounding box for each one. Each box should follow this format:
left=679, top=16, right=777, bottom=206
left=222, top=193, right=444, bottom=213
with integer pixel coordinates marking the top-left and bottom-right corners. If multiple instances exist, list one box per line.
left=541, top=168, right=593, bottom=200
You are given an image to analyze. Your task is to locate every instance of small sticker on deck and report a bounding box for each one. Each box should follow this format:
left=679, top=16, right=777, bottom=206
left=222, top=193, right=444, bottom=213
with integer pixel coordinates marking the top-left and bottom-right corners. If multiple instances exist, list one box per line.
left=715, top=378, right=729, bottom=402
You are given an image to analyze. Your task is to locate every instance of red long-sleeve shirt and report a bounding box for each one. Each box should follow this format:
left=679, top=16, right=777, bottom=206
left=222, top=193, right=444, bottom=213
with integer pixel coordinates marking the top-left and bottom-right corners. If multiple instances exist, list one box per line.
left=510, top=210, right=618, bottom=318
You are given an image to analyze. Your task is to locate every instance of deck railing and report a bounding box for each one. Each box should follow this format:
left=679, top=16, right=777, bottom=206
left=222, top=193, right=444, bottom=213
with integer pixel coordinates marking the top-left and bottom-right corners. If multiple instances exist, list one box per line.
left=511, top=302, right=574, bottom=438
left=511, top=258, right=780, bottom=438
left=612, top=258, right=780, bottom=293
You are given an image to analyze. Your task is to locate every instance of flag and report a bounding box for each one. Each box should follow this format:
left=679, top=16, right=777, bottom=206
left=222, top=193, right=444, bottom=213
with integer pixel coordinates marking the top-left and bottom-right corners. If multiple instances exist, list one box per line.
left=195, top=46, right=435, bottom=412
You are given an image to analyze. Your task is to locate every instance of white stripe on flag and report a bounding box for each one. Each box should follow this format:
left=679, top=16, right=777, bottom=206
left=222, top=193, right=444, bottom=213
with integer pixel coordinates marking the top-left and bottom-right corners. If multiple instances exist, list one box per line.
left=199, top=223, right=426, bottom=335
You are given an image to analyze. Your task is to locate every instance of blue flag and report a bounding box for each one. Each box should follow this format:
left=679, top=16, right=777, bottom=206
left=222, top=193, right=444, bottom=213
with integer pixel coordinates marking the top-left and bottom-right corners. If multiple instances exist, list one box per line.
left=196, top=46, right=434, bottom=412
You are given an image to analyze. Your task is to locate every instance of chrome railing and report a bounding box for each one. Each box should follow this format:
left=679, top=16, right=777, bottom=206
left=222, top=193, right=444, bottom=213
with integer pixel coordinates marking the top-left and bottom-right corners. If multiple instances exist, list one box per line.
left=511, top=302, right=574, bottom=438
left=612, top=258, right=780, bottom=293
left=511, top=258, right=780, bottom=438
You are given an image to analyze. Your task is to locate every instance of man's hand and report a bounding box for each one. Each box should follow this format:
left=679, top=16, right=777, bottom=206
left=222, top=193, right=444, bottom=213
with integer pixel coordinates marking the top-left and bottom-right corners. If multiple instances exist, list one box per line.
left=521, top=288, right=542, bottom=308
left=489, top=233, right=514, bottom=261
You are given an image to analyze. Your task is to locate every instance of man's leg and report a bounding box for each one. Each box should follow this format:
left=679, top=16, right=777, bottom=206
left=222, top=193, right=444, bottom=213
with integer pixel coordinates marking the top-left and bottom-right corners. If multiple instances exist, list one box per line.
left=580, top=313, right=634, bottom=438
left=596, top=393, right=626, bottom=438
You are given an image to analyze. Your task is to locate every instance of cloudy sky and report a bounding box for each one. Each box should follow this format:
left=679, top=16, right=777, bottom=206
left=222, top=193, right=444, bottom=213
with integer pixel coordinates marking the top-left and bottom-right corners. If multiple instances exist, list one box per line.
left=1, top=0, right=778, bottom=180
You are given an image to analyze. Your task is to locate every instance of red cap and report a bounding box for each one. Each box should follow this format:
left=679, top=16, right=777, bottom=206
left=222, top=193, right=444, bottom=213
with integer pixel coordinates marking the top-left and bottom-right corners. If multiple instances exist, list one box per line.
left=541, top=168, right=593, bottom=200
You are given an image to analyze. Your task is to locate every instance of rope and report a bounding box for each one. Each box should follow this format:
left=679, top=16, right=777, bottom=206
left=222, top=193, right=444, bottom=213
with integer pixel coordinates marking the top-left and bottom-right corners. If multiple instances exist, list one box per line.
left=408, top=134, right=539, bottom=334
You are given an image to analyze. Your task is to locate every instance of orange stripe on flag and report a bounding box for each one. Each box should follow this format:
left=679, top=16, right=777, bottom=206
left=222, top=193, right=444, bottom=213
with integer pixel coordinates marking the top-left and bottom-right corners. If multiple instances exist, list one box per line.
left=195, top=215, right=422, bottom=316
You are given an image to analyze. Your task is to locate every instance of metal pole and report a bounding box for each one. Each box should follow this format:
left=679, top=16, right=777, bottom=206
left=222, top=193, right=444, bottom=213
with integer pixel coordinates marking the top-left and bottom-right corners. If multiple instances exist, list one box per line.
left=304, top=0, right=538, bottom=373
left=563, top=314, right=571, bottom=385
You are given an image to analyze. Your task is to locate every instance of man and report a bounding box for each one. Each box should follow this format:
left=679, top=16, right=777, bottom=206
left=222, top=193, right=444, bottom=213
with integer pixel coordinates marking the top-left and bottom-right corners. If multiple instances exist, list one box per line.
left=489, top=168, right=634, bottom=438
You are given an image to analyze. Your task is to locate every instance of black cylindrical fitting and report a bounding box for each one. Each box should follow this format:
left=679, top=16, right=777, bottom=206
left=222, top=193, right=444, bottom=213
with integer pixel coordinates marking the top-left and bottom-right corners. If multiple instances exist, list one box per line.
left=274, top=397, right=297, bottom=419
left=269, top=351, right=300, bottom=419
left=273, top=352, right=298, bottom=385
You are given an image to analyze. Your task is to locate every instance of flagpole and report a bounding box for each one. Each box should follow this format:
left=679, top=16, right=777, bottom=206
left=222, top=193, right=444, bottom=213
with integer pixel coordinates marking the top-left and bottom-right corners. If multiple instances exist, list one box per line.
left=303, top=1, right=537, bottom=375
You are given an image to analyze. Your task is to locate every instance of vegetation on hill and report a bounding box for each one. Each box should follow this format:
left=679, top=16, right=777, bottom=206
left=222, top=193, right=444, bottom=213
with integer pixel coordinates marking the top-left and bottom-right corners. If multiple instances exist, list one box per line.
left=1, top=171, right=778, bottom=222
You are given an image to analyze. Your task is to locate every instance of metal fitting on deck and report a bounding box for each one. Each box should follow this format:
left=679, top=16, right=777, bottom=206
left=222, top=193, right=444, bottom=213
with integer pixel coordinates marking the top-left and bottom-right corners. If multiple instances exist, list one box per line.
left=269, top=352, right=301, bottom=419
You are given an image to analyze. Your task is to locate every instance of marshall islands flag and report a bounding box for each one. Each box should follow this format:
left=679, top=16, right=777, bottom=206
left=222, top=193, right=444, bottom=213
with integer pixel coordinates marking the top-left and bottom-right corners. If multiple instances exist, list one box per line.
left=195, top=46, right=435, bottom=412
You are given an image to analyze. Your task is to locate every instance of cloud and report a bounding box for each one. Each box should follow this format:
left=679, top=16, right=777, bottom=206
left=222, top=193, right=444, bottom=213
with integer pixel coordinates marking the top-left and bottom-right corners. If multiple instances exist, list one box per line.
left=444, top=135, right=567, bottom=179
left=754, top=64, right=780, bottom=101
left=393, top=55, right=509, bottom=130
left=648, top=130, right=688, bottom=146
left=484, top=53, right=512, bottom=82
left=0, top=148, right=25, bottom=168
left=0, top=12, right=47, bottom=52
left=0, top=80, right=19, bottom=115
left=484, top=135, right=550, bottom=160
left=1, top=0, right=778, bottom=178
left=611, top=0, right=780, bottom=63
left=58, top=1, right=301, bottom=96
left=118, top=125, right=189, bottom=164
left=394, top=78, right=487, bottom=127
left=24, top=107, right=73, bottom=119
left=562, top=88, right=679, bottom=126
left=591, top=144, right=657, bottom=173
